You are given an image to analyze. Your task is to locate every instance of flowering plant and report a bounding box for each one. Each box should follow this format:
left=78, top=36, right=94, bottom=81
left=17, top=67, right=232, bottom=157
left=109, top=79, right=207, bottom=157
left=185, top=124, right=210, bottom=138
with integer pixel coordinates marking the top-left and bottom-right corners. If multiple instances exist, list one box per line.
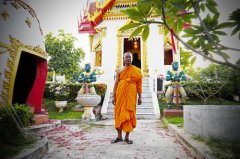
left=49, top=82, right=70, bottom=101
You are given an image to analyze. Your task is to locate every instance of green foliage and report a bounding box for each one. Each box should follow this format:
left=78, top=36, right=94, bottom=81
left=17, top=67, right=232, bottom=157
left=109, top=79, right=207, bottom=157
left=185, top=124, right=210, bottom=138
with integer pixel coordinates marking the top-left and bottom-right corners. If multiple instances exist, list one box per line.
left=186, top=63, right=240, bottom=101
left=47, top=71, right=54, bottom=81
left=180, top=48, right=196, bottom=74
left=0, top=104, right=34, bottom=144
left=45, top=30, right=85, bottom=80
left=119, top=0, right=240, bottom=71
left=44, top=83, right=107, bottom=104
left=227, top=9, right=240, bottom=39
left=49, top=82, right=70, bottom=101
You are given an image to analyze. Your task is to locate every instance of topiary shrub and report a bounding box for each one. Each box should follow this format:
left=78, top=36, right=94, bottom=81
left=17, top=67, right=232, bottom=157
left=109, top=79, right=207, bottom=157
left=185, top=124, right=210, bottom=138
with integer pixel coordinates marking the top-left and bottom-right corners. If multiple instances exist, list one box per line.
left=0, top=103, right=34, bottom=143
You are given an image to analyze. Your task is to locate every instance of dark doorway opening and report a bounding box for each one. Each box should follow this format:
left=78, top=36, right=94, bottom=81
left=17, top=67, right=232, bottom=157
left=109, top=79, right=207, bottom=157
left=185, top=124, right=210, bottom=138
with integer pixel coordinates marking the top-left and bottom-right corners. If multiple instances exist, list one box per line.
left=12, top=52, right=37, bottom=104
left=123, top=37, right=141, bottom=68
left=164, top=49, right=173, bottom=65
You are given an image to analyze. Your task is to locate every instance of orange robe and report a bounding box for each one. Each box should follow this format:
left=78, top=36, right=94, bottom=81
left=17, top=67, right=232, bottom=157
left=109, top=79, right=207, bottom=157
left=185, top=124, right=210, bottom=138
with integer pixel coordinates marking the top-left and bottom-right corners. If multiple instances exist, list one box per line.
left=114, top=65, right=142, bottom=132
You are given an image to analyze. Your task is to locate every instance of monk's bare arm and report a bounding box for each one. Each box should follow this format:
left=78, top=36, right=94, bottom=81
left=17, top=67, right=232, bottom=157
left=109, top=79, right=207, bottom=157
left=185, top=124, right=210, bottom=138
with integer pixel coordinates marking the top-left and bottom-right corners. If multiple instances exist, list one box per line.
left=112, top=71, right=120, bottom=105
left=137, top=76, right=142, bottom=105
left=137, top=91, right=142, bottom=105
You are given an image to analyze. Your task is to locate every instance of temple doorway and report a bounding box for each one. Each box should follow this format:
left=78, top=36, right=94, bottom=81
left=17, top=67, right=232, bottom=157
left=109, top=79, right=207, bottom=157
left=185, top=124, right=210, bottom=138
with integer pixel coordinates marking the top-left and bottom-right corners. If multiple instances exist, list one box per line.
left=13, top=51, right=37, bottom=104
left=12, top=51, right=47, bottom=113
left=123, top=37, right=141, bottom=69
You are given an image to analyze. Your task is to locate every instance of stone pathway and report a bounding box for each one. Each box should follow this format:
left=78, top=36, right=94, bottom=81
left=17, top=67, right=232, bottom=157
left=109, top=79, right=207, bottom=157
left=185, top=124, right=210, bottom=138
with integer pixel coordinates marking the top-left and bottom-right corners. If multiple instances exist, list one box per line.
left=41, top=120, right=196, bottom=159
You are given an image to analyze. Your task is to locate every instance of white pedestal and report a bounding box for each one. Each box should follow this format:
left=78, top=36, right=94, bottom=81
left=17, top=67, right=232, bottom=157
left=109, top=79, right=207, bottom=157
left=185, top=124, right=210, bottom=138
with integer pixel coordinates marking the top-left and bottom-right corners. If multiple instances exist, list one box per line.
left=82, top=106, right=95, bottom=120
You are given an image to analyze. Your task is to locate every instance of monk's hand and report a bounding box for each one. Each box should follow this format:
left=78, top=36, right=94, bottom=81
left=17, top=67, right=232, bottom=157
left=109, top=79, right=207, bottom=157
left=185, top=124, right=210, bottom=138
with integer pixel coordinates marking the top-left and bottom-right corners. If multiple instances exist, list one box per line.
left=138, top=97, right=142, bottom=105
left=112, top=97, right=116, bottom=105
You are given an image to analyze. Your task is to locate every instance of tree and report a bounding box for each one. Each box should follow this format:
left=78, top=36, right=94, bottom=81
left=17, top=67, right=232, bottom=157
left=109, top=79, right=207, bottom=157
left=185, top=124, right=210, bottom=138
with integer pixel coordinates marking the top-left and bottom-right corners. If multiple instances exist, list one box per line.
left=45, top=30, right=85, bottom=81
left=119, top=0, right=240, bottom=71
left=180, top=48, right=196, bottom=76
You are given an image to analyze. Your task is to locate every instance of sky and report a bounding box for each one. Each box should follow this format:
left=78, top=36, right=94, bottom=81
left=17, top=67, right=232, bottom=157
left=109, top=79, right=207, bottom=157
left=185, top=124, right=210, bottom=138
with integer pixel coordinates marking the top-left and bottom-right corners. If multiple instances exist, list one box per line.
left=30, top=0, right=240, bottom=68
left=30, top=0, right=90, bottom=63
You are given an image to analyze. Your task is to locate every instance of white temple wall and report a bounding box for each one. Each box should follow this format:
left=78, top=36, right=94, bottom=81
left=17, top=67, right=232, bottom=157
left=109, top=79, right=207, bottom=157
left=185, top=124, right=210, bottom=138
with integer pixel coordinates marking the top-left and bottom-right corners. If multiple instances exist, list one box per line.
left=0, top=0, right=45, bottom=103
left=94, top=20, right=126, bottom=89
left=0, top=1, right=45, bottom=48
left=147, top=24, right=164, bottom=77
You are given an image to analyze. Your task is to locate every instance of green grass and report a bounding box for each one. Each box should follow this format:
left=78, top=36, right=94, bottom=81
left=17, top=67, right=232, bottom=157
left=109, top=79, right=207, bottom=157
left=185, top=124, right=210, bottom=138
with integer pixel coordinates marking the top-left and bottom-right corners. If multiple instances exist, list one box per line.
left=165, top=117, right=184, bottom=127
left=158, top=95, right=239, bottom=116
left=192, top=135, right=240, bottom=159
left=43, top=98, right=83, bottom=119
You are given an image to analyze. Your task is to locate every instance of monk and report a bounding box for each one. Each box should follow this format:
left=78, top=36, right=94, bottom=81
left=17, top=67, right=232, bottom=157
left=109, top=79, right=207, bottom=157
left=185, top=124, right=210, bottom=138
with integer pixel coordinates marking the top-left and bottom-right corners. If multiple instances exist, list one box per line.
left=111, top=52, right=142, bottom=144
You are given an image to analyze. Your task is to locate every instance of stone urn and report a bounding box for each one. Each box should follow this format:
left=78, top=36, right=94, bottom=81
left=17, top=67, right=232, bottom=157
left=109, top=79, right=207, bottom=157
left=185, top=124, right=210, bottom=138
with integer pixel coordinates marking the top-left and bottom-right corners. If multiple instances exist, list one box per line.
left=55, top=101, right=67, bottom=112
left=76, top=94, right=101, bottom=120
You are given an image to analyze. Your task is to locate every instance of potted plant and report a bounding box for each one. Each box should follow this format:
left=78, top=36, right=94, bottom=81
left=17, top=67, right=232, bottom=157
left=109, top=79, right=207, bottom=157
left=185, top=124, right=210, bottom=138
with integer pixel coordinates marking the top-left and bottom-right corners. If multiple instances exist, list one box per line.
left=49, top=82, right=70, bottom=112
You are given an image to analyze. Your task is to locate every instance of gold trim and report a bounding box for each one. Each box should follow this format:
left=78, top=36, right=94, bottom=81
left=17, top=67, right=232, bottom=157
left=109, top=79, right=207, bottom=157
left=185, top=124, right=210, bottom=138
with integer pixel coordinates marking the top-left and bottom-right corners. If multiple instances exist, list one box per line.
left=95, top=51, right=102, bottom=67
left=1, top=11, right=10, bottom=21
left=115, top=0, right=137, bottom=3
left=0, top=36, right=47, bottom=106
left=142, top=40, right=149, bottom=77
left=25, top=17, right=32, bottom=28
left=93, top=38, right=102, bottom=51
left=96, top=27, right=107, bottom=37
left=89, top=34, right=93, bottom=52
left=117, top=35, right=122, bottom=68
left=164, top=36, right=172, bottom=46
left=159, top=26, right=164, bottom=34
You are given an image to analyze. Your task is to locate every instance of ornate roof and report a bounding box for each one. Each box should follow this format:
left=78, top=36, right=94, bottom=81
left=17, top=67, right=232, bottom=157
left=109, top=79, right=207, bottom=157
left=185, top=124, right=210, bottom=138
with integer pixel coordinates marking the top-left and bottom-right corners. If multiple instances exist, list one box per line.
left=78, top=0, right=136, bottom=34
left=78, top=0, right=191, bottom=34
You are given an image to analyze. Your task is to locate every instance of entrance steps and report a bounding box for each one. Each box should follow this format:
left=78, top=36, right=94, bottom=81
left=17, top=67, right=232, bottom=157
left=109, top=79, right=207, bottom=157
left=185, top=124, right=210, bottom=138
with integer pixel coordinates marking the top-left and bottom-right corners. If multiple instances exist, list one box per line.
left=102, top=78, right=160, bottom=120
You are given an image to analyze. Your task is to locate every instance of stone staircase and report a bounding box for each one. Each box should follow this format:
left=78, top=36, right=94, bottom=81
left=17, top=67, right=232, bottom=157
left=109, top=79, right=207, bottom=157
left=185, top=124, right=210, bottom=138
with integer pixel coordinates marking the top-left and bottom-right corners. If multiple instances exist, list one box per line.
left=103, top=78, right=160, bottom=119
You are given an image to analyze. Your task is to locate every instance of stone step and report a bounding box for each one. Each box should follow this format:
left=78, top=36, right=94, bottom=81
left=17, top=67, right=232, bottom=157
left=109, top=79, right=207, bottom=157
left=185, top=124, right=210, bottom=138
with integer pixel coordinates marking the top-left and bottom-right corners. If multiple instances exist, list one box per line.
left=107, top=107, right=154, bottom=113
left=106, top=78, right=156, bottom=120
left=109, top=92, right=152, bottom=98
left=104, top=113, right=156, bottom=120
left=142, top=83, right=149, bottom=86
left=108, top=97, right=152, bottom=104
left=142, top=87, right=150, bottom=91
left=108, top=102, right=153, bottom=108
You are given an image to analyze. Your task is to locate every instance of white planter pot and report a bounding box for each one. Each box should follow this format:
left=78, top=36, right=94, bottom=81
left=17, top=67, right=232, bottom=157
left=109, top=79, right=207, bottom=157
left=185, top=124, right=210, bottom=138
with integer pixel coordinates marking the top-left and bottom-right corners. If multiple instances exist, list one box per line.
left=55, top=101, right=67, bottom=112
left=76, top=94, right=101, bottom=120
left=76, top=94, right=101, bottom=106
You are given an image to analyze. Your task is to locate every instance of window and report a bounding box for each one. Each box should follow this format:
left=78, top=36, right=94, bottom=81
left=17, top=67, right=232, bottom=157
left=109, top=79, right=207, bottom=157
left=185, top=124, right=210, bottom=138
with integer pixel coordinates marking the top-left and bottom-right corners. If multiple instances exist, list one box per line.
left=164, top=49, right=173, bottom=65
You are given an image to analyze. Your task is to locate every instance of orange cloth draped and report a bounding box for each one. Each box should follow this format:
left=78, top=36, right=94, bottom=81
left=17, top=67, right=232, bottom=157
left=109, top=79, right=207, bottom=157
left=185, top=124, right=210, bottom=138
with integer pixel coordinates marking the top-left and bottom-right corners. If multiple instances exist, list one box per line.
left=114, top=65, right=142, bottom=132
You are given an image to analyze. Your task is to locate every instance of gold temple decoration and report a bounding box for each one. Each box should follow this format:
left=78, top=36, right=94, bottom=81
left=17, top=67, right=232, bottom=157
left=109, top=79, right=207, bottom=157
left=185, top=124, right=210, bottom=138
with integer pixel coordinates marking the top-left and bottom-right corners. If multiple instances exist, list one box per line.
left=93, top=39, right=102, bottom=52
left=11, top=1, right=20, bottom=9
left=25, top=17, right=32, bottom=28
left=142, top=40, right=149, bottom=77
left=96, top=27, right=107, bottom=37
left=159, top=26, right=164, bottom=34
left=117, top=35, right=122, bottom=68
left=103, top=1, right=137, bottom=20
left=5, top=0, right=44, bottom=35
left=95, top=51, right=102, bottom=67
left=1, top=11, right=10, bottom=21
left=0, top=36, right=47, bottom=105
left=89, top=34, right=93, bottom=52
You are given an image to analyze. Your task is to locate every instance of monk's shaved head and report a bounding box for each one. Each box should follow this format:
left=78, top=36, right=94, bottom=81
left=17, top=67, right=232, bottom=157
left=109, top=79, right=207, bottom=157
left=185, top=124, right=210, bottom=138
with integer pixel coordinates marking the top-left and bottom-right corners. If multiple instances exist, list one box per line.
left=123, top=52, right=133, bottom=59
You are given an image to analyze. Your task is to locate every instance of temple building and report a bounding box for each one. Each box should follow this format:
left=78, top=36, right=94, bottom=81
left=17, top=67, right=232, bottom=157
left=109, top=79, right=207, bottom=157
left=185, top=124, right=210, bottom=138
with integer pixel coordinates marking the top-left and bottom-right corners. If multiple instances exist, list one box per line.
left=78, top=0, right=182, bottom=89
left=0, top=0, right=48, bottom=123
